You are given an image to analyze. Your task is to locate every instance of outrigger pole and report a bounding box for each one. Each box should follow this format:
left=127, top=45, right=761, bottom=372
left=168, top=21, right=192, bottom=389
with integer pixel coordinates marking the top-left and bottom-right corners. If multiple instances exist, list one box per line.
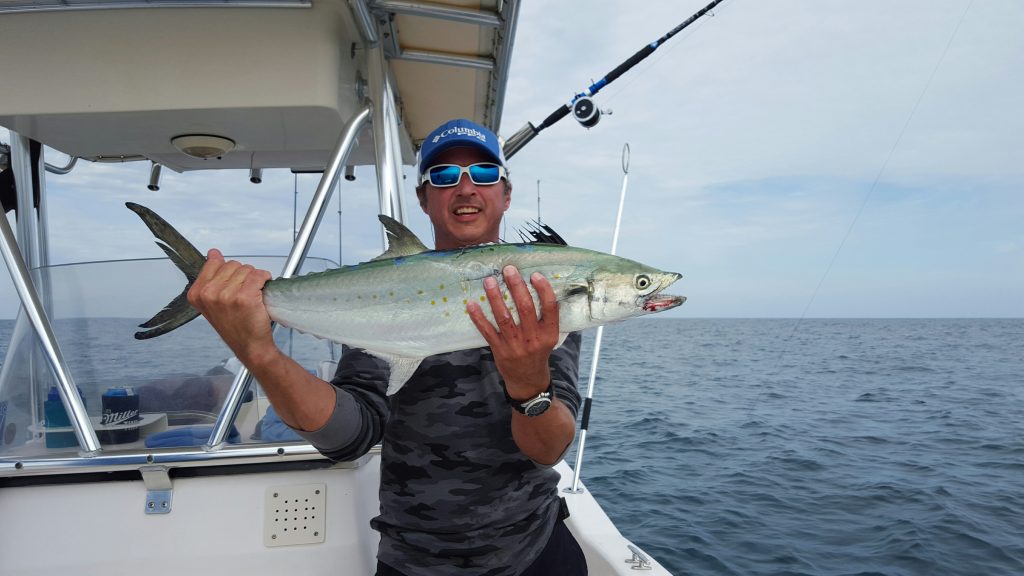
left=502, top=0, right=726, bottom=159
left=568, top=143, right=630, bottom=494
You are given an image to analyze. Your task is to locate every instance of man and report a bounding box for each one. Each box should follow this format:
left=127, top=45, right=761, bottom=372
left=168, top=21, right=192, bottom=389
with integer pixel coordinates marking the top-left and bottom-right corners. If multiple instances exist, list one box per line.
left=187, top=118, right=588, bottom=575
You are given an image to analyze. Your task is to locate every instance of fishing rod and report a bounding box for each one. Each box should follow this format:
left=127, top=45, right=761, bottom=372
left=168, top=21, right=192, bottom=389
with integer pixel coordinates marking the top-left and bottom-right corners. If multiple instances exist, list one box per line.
left=568, top=143, right=630, bottom=494
left=502, top=0, right=726, bottom=159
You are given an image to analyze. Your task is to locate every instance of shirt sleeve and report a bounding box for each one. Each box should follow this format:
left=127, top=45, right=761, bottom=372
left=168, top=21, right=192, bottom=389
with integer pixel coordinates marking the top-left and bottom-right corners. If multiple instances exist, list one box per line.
left=550, top=331, right=583, bottom=418
left=295, top=345, right=390, bottom=462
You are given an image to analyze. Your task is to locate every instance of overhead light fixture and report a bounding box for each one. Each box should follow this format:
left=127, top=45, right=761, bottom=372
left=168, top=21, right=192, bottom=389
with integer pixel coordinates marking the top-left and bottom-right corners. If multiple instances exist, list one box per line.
left=171, top=134, right=236, bottom=159
left=344, top=165, right=356, bottom=181
left=249, top=168, right=263, bottom=184
left=147, top=162, right=162, bottom=191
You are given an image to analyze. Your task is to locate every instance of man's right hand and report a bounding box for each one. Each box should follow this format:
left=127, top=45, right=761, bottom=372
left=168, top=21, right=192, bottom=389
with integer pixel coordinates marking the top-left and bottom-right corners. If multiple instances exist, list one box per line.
left=187, top=249, right=336, bottom=432
left=187, top=249, right=279, bottom=370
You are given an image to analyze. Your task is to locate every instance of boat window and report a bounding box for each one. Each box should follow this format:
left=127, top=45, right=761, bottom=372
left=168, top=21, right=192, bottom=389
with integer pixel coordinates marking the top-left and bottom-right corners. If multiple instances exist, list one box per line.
left=0, top=256, right=337, bottom=460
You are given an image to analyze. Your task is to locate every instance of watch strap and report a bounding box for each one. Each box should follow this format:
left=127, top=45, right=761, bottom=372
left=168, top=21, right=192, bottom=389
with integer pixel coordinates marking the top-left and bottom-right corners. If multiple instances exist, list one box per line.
left=508, top=382, right=555, bottom=416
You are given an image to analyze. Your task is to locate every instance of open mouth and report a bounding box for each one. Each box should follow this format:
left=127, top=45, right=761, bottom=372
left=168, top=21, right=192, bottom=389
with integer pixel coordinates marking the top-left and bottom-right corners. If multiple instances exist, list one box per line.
left=643, top=294, right=686, bottom=312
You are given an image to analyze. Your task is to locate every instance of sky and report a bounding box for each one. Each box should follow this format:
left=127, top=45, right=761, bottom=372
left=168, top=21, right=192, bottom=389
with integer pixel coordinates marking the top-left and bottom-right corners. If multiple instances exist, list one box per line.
left=2, top=0, right=1022, bottom=319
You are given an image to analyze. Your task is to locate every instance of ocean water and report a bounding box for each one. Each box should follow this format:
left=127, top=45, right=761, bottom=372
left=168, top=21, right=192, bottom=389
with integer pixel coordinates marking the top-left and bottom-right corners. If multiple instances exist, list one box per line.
left=569, top=319, right=1024, bottom=576
left=2, top=318, right=1022, bottom=575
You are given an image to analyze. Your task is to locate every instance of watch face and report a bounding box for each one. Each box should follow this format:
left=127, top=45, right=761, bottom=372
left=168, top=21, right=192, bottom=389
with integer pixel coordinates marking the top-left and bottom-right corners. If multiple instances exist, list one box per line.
left=524, top=397, right=552, bottom=417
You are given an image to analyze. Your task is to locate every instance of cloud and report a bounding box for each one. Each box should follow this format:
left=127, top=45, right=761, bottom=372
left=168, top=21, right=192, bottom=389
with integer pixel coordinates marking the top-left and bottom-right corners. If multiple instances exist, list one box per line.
left=2, top=0, right=1023, bottom=319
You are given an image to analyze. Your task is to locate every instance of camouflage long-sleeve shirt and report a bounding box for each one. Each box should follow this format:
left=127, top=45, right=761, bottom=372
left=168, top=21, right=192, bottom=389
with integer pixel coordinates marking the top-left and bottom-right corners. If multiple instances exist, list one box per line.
left=298, top=333, right=582, bottom=576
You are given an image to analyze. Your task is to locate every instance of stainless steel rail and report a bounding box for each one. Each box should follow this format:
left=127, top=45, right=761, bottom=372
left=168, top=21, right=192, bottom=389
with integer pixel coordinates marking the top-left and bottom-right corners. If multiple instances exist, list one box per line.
left=44, top=155, right=78, bottom=175
left=9, top=135, right=40, bottom=269
left=348, top=0, right=379, bottom=45
left=1, top=443, right=380, bottom=478
left=369, top=0, right=501, bottom=27
left=0, top=160, right=102, bottom=456
left=204, top=105, right=373, bottom=450
left=393, top=49, right=494, bottom=70
left=367, top=44, right=406, bottom=240
left=488, top=0, right=521, bottom=131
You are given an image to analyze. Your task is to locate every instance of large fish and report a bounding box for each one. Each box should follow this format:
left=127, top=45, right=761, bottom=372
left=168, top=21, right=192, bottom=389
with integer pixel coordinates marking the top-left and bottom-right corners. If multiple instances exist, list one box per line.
left=127, top=202, right=685, bottom=394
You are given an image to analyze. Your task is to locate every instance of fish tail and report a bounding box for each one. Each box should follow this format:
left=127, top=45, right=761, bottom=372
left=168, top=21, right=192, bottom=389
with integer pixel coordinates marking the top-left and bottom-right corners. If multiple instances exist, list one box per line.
left=125, top=202, right=205, bottom=339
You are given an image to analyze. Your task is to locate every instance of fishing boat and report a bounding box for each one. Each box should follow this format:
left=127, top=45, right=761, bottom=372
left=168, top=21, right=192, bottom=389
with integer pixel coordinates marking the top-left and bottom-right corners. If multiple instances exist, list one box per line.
left=0, top=1, right=671, bottom=573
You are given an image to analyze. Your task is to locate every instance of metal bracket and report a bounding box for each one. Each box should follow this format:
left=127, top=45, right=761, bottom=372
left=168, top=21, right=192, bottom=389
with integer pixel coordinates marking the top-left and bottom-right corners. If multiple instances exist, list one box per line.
left=626, top=544, right=653, bottom=570
left=140, top=465, right=173, bottom=515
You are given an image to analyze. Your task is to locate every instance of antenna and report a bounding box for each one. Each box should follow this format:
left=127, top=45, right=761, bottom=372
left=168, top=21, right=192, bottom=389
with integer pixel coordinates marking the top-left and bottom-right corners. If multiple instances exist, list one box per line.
left=536, top=179, right=542, bottom=224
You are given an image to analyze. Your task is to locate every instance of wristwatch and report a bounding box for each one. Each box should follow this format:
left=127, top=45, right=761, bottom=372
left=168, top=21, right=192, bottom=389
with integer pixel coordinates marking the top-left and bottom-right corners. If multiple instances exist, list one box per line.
left=509, top=383, right=555, bottom=417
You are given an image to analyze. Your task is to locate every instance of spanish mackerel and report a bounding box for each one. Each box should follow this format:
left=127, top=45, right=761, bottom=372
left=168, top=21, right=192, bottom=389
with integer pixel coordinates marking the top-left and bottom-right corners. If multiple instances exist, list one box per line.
left=127, top=202, right=685, bottom=394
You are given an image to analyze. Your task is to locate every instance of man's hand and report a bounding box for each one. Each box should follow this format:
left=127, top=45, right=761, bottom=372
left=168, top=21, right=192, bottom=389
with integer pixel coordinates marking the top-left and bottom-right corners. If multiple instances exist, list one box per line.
left=468, top=265, right=576, bottom=465
left=467, top=265, right=560, bottom=400
left=187, top=249, right=279, bottom=369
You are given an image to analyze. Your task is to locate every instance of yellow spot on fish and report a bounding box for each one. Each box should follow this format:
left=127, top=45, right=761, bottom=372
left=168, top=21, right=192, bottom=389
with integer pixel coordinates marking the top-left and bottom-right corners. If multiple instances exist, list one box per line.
left=553, top=273, right=561, bottom=279
left=443, top=297, right=448, bottom=303
left=463, top=299, right=468, bottom=305
left=479, top=295, right=486, bottom=302
left=431, top=300, right=436, bottom=305
left=417, top=290, right=424, bottom=295
left=439, top=283, right=445, bottom=290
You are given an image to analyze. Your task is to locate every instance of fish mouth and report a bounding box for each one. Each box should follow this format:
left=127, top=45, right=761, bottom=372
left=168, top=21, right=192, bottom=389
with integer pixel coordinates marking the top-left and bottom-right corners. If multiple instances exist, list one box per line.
left=642, top=273, right=685, bottom=313
left=643, top=294, right=686, bottom=313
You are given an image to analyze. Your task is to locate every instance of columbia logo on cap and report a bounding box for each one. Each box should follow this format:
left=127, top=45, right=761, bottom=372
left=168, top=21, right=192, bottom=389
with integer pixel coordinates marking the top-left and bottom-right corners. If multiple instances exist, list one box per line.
left=432, top=127, right=488, bottom=144
left=418, top=118, right=505, bottom=175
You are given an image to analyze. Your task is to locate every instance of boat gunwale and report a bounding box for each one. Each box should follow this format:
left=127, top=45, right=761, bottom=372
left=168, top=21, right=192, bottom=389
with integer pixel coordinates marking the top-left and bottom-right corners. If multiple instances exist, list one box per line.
left=0, top=441, right=378, bottom=479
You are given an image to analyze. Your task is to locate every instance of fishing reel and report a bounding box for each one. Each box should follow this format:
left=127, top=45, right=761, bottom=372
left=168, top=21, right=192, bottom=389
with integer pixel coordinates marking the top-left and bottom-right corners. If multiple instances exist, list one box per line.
left=571, top=96, right=611, bottom=129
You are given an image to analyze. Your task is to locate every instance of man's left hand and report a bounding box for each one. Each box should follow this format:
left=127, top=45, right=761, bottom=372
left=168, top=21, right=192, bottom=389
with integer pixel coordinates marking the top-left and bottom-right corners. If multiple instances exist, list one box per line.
left=467, top=265, right=560, bottom=400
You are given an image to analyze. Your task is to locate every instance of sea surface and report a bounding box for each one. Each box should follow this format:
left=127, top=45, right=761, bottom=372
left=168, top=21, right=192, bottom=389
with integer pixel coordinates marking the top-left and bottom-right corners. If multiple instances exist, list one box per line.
left=2, top=318, right=1022, bottom=575
left=568, top=319, right=1024, bottom=576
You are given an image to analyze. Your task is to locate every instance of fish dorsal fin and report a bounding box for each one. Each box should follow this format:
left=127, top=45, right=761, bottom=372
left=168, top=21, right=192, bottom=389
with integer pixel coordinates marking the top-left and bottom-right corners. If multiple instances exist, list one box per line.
left=517, top=220, right=569, bottom=246
left=374, top=215, right=430, bottom=261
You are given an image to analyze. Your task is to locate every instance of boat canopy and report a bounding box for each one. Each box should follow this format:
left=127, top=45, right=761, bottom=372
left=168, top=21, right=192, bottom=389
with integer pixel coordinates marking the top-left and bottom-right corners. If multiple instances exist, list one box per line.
left=0, top=0, right=521, bottom=469
left=0, top=0, right=518, bottom=172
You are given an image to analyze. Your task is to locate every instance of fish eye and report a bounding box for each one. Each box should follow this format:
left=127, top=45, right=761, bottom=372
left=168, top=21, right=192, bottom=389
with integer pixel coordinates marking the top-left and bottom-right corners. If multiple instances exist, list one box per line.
left=634, top=274, right=652, bottom=290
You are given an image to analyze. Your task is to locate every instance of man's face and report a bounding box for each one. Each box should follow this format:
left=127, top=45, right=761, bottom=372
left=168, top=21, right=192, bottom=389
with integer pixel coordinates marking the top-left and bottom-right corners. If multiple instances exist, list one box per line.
left=418, top=146, right=510, bottom=250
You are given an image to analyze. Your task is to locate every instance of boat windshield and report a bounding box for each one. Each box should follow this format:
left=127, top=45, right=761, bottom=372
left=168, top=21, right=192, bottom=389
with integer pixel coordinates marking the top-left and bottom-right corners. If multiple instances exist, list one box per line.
left=0, top=256, right=338, bottom=460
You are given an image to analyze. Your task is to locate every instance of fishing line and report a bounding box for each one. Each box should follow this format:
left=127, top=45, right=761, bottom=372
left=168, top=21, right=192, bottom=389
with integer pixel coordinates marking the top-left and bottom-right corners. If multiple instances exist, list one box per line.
left=767, top=0, right=975, bottom=378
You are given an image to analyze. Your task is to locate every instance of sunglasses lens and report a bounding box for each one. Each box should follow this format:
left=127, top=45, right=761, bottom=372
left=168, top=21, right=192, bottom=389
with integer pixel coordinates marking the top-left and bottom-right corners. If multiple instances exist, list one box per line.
left=428, top=165, right=462, bottom=187
left=468, top=163, right=501, bottom=185
left=425, top=163, right=503, bottom=187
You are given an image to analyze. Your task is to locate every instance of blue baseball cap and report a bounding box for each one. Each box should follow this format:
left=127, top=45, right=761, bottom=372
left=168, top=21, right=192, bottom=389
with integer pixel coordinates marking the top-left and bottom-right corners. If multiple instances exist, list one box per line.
left=417, top=118, right=507, bottom=175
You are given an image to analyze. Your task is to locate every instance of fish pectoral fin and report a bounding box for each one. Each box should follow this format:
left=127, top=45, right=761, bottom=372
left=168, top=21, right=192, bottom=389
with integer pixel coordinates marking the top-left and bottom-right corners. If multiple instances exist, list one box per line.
left=365, top=352, right=425, bottom=395
left=562, top=282, right=589, bottom=300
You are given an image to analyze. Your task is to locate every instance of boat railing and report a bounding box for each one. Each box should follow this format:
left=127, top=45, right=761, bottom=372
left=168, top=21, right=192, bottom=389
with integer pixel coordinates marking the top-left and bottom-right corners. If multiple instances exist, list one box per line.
left=1, top=106, right=374, bottom=479
left=0, top=255, right=356, bottom=479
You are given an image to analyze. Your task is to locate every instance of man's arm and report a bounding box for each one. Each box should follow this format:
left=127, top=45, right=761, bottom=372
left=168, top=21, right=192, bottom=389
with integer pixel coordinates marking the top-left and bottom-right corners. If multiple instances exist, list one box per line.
left=186, top=249, right=337, bottom=432
left=467, top=265, right=578, bottom=465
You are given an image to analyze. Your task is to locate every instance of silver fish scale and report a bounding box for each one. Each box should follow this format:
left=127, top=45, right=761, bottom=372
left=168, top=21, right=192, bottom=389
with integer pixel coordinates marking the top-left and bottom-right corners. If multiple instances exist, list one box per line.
left=263, top=244, right=599, bottom=358
left=127, top=202, right=683, bottom=394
